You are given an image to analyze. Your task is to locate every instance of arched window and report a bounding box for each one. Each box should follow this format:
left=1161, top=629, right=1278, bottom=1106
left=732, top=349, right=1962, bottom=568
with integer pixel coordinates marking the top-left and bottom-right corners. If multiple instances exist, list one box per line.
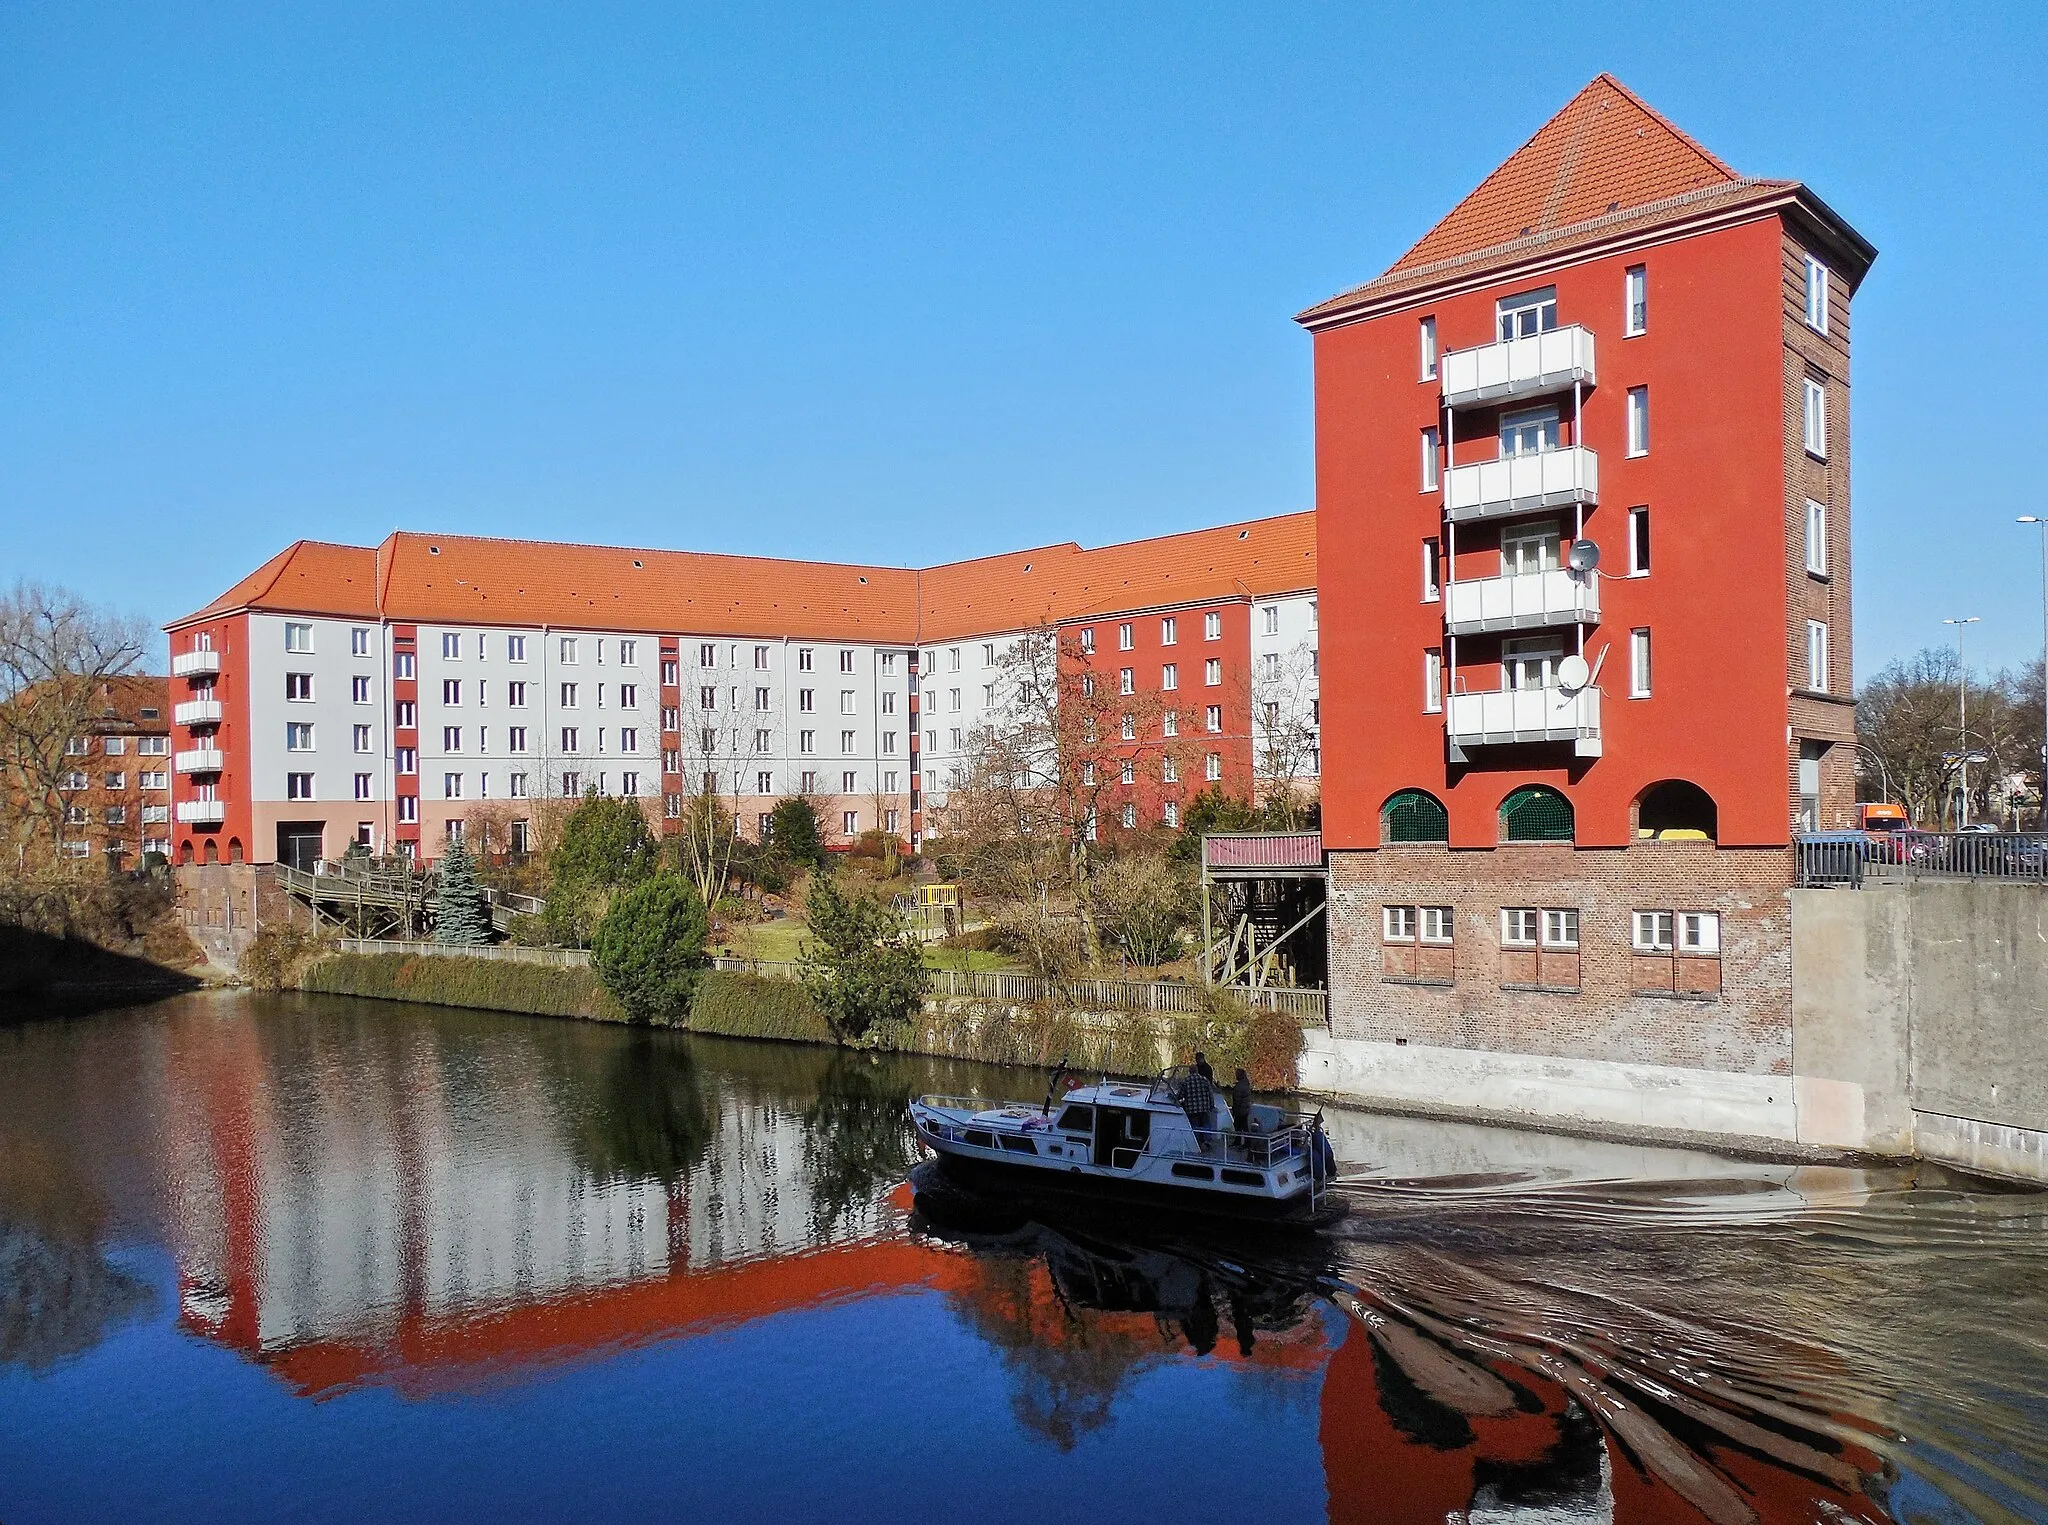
left=177, top=840, right=195, bottom=866
left=228, top=838, right=244, bottom=865
left=1500, top=785, right=1574, bottom=843
left=1382, top=789, right=1449, bottom=843
left=202, top=839, right=219, bottom=865
left=1635, top=780, right=1718, bottom=841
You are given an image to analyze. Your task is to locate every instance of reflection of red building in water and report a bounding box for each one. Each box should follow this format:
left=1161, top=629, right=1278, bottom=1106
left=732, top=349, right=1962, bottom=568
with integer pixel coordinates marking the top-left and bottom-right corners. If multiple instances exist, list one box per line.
left=155, top=1016, right=1885, bottom=1523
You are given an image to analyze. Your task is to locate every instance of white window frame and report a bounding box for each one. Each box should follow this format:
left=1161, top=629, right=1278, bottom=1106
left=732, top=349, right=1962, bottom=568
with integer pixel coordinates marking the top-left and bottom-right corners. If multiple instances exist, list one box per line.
left=1806, top=620, right=1829, bottom=694
left=1203, top=611, right=1222, bottom=641
left=1204, top=752, right=1221, bottom=781
left=1633, top=910, right=1676, bottom=954
left=1630, top=627, right=1652, bottom=698
left=1628, top=506, right=1650, bottom=577
left=1540, top=908, right=1579, bottom=949
left=1419, top=906, right=1454, bottom=945
left=1117, top=623, right=1133, bottom=651
left=507, top=635, right=527, bottom=662
left=1680, top=912, right=1721, bottom=955
left=1804, top=255, right=1829, bottom=333
left=1423, top=539, right=1441, bottom=602
left=1261, top=605, right=1280, bottom=636
left=1160, top=617, right=1176, bottom=646
left=1423, top=648, right=1443, bottom=714
left=285, top=722, right=314, bottom=751
left=1626, top=386, right=1649, bottom=457
left=1419, top=316, right=1437, bottom=381
left=1624, top=264, right=1647, bottom=337
left=1421, top=426, right=1440, bottom=491
left=1161, top=663, right=1178, bottom=691
left=1500, top=908, right=1538, bottom=948
left=1496, top=286, right=1557, bottom=341
left=441, top=632, right=461, bottom=660
left=284, top=622, right=314, bottom=654
left=1803, top=377, right=1827, bottom=459
left=1205, top=659, right=1222, bottom=687
left=1805, top=499, right=1828, bottom=577
left=1382, top=905, right=1417, bottom=942
left=350, top=627, right=371, bottom=656
left=286, top=772, right=315, bottom=801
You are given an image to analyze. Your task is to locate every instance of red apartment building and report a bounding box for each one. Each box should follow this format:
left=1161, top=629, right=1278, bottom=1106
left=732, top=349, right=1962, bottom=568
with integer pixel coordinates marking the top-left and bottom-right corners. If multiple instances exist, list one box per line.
left=1300, top=76, right=1874, bottom=1140
left=164, top=516, right=1317, bottom=868
left=17, top=675, right=174, bottom=867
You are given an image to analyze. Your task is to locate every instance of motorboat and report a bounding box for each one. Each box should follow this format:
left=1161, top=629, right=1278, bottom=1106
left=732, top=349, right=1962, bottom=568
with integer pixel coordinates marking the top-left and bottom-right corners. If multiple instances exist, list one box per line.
left=908, top=1065, right=1342, bottom=1228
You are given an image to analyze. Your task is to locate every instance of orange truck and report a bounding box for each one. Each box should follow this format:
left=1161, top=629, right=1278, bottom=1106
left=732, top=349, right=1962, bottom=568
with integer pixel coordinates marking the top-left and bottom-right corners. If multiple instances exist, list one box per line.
left=1856, top=802, right=1909, bottom=832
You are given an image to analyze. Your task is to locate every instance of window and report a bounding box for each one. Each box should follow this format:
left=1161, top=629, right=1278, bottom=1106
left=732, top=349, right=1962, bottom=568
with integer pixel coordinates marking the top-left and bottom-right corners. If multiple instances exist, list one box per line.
left=1205, top=752, right=1221, bottom=781
left=397, top=795, right=419, bottom=823
left=561, top=772, right=580, bottom=797
left=1157, top=617, right=1177, bottom=647
left=840, top=730, right=855, bottom=752
left=1162, top=754, right=1178, bottom=783
left=881, top=652, right=896, bottom=675
left=1626, top=387, right=1650, bottom=457
left=750, top=645, right=770, bottom=671
left=1624, top=265, right=1647, bottom=336
left=1256, top=605, right=1276, bottom=637
left=1806, top=620, right=1829, bottom=693
left=1205, top=705, right=1222, bottom=733
left=286, top=722, right=314, bottom=751
left=1423, top=648, right=1443, bottom=713
left=1079, top=627, right=1095, bottom=654
left=103, top=736, right=127, bottom=756
left=561, top=726, right=579, bottom=752
left=1541, top=909, right=1579, bottom=948
left=1156, top=662, right=1176, bottom=692
left=506, top=725, right=526, bottom=753
left=619, top=684, right=637, bottom=709
left=1119, top=667, right=1135, bottom=696
left=1118, top=623, right=1133, bottom=651
left=1805, top=499, right=1828, bottom=576
left=395, top=747, right=416, bottom=774
left=1633, top=911, right=1676, bottom=953
left=1501, top=908, right=1538, bottom=947
left=1205, top=659, right=1222, bottom=687
left=286, top=772, right=315, bottom=800
left=754, top=729, right=771, bottom=751
left=1629, top=507, right=1651, bottom=576
left=1421, top=427, right=1440, bottom=491
left=798, top=648, right=814, bottom=673
left=1162, top=710, right=1178, bottom=738
left=799, top=688, right=814, bottom=713
left=757, top=770, right=774, bottom=794
left=285, top=622, right=314, bottom=653
left=1422, top=539, right=1441, bottom=602
left=137, top=736, right=168, bottom=756
left=1497, top=286, right=1557, bottom=340
left=1803, top=377, right=1827, bottom=458
left=353, top=724, right=372, bottom=753
left=1804, top=255, right=1829, bottom=333
left=1382, top=789, right=1448, bottom=843
left=441, top=632, right=461, bottom=659
left=1204, top=611, right=1222, bottom=641
left=1500, top=785, right=1574, bottom=842
left=616, top=639, right=635, bottom=666
left=443, top=726, right=462, bottom=752
left=620, top=771, right=640, bottom=797
left=1630, top=628, right=1652, bottom=698
left=286, top=672, right=314, bottom=702
left=881, top=691, right=896, bottom=715
left=842, top=811, right=859, bottom=835
left=103, top=772, right=125, bottom=790
left=1081, top=673, right=1096, bottom=697
left=620, top=727, right=639, bottom=754
left=559, top=682, right=578, bottom=708
left=882, top=731, right=897, bottom=753
left=353, top=772, right=373, bottom=801
left=841, top=689, right=857, bottom=714
left=351, top=627, right=371, bottom=656
left=139, top=771, right=168, bottom=790
left=441, top=678, right=460, bottom=705
left=1419, top=315, right=1438, bottom=380
left=560, top=637, right=578, bottom=664
left=349, top=675, right=371, bottom=704
left=883, top=770, right=899, bottom=793
left=1420, top=907, right=1454, bottom=945
left=1120, top=759, right=1136, bottom=785
left=1120, top=713, right=1136, bottom=741
left=1120, top=802, right=1136, bottom=830
left=799, top=729, right=815, bottom=754
left=1163, top=801, right=1180, bottom=828
left=839, top=650, right=855, bottom=674
left=509, top=772, right=529, bottom=799
left=507, top=634, right=527, bottom=662
left=393, top=651, right=415, bottom=680
left=1680, top=912, right=1721, bottom=954
left=64, top=737, right=88, bottom=756
left=1500, top=405, right=1558, bottom=457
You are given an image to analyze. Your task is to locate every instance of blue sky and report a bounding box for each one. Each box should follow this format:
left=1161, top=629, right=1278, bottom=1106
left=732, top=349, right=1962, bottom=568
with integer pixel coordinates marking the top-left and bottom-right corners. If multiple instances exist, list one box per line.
left=3, top=2, right=2044, bottom=680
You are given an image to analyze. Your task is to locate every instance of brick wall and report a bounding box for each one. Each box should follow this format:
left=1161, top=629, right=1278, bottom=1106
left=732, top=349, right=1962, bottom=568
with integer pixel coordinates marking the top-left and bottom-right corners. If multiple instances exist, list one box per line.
left=1326, top=842, right=1794, bottom=1077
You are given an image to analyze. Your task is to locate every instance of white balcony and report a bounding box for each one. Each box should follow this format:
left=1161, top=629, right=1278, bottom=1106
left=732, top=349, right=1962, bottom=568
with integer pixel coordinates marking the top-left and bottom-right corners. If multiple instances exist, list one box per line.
left=176, top=800, right=226, bottom=825
left=174, top=749, right=225, bottom=774
left=171, top=650, right=221, bottom=677
left=1444, top=447, right=1598, bottom=525
left=1444, top=569, right=1600, bottom=636
left=1446, top=685, right=1602, bottom=759
left=1440, top=325, right=1596, bottom=410
left=173, top=699, right=223, bottom=726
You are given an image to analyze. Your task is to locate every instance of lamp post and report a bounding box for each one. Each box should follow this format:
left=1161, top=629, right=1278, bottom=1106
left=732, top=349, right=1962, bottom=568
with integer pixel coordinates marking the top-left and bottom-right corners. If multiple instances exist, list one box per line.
left=1943, top=616, right=1981, bottom=827
left=2021, top=517, right=2047, bottom=828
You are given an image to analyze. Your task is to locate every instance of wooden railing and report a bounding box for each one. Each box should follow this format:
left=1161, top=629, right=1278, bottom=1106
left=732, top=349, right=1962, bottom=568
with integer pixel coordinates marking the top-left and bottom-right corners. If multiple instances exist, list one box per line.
left=336, top=937, right=590, bottom=968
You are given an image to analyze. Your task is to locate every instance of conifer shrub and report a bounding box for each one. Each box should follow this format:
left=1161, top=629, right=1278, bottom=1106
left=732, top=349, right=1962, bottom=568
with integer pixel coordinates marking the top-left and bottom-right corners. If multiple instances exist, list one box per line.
left=434, top=837, right=494, bottom=945
left=591, top=875, right=708, bottom=1023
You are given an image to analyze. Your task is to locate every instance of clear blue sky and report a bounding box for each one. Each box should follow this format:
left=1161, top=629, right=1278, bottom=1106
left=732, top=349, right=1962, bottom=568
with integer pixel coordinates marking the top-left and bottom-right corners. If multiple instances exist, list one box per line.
left=3, top=2, right=2044, bottom=681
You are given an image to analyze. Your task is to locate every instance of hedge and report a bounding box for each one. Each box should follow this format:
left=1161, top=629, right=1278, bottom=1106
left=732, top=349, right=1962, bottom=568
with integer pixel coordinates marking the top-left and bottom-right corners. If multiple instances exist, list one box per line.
left=687, top=970, right=833, bottom=1042
left=301, top=952, right=626, bottom=1022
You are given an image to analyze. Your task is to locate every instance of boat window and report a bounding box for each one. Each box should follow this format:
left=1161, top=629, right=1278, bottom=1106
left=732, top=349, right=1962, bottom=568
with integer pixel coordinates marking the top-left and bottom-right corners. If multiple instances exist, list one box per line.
left=1221, top=1168, right=1265, bottom=1187
left=964, top=1129, right=996, bottom=1149
left=999, top=1135, right=1037, bottom=1156
left=1171, top=1162, right=1215, bottom=1181
left=1056, top=1104, right=1094, bottom=1132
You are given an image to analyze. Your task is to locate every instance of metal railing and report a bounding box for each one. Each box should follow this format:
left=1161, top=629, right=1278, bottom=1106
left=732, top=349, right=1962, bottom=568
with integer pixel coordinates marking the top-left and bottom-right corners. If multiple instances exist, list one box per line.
left=709, top=956, right=1328, bottom=1022
left=1795, top=831, right=2048, bottom=888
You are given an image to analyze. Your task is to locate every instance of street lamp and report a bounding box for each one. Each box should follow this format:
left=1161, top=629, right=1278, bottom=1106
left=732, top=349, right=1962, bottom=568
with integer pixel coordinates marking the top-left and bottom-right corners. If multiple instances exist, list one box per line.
left=2021, top=517, right=2047, bottom=828
left=1943, top=616, right=1981, bottom=827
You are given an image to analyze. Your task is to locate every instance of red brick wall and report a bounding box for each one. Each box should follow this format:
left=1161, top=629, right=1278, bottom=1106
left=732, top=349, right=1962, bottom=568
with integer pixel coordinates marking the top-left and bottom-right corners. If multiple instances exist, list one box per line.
left=1326, top=843, right=1793, bottom=1077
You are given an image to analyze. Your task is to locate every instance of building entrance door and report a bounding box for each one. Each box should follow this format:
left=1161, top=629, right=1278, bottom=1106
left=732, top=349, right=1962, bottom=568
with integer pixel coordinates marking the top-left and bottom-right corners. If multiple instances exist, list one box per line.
left=277, top=824, right=324, bottom=871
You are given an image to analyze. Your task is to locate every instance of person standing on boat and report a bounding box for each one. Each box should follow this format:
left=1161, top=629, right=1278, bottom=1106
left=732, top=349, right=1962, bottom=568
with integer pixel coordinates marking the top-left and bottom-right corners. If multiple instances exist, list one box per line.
left=1181, top=1065, right=1215, bottom=1135
left=1231, top=1069, right=1252, bottom=1135
left=1193, top=1051, right=1215, bottom=1085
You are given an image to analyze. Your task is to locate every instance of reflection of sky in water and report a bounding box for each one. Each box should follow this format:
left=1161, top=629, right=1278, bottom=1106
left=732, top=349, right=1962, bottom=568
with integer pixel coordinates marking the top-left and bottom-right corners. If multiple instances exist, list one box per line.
left=1, top=992, right=2045, bottom=1523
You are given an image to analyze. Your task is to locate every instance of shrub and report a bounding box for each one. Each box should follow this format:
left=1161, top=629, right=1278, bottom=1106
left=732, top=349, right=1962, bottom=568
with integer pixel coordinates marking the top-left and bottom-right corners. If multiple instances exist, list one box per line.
left=300, top=951, right=622, bottom=1020
left=1177, top=986, right=1305, bottom=1091
left=766, top=797, right=828, bottom=873
left=544, top=791, right=659, bottom=946
left=798, top=875, right=929, bottom=1045
left=688, top=970, right=833, bottom=1042
left=242, top=922, right=326, bottom=991
left=592, top=876, right=709, bottom=1023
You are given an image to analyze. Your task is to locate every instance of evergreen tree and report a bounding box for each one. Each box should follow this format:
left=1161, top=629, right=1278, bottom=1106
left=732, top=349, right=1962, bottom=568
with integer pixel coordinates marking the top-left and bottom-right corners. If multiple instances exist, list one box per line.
left=544, top=790, right=659, bottom=946
left=592, top=875, right=709, bottom=1022
left=767, top=795, right=829, bottom=873
left=434, top=836, right=494, bottom=945
left=798, top=876, right=928, bottom=1045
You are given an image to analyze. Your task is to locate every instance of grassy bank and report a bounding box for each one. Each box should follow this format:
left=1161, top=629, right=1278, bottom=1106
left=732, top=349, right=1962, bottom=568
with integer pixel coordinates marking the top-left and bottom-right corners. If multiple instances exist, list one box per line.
left=301, top=951, right=1303, bottom=1087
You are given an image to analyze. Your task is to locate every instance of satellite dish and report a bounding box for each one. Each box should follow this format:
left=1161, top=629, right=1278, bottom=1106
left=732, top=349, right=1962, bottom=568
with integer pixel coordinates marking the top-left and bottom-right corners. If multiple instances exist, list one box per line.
left=1558, top=654, right=1591, bottom=691
left=1566, top=539, right=1601, bottom=573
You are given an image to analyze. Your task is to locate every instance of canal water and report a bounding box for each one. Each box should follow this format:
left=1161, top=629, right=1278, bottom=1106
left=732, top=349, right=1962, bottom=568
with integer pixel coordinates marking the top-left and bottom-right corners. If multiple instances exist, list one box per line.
left=2, top=993, right=2046, bottom=1524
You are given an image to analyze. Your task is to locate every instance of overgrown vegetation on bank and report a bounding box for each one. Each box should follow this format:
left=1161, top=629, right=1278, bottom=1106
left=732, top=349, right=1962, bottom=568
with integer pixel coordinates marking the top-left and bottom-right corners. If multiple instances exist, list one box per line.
left=301, top=950, right=625, bottom=1021
left=0, top=871, right=203, bottom=1001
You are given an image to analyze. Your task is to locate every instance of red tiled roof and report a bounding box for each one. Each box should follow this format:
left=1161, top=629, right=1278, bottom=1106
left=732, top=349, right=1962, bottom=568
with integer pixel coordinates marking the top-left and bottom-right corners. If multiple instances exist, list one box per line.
left=1298, top=74, right=1813, bottom=325
left=169, top=512, right=1318, bottom=642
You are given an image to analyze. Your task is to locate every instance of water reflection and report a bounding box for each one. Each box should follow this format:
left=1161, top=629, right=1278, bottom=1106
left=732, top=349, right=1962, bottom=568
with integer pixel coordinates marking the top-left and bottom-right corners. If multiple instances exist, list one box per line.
left=0, top=992, right=2044, bottom=1525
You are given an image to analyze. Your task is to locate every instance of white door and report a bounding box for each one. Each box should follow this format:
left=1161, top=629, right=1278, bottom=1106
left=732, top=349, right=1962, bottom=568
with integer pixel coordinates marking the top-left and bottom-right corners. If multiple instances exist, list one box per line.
left=1500, top=407, right=1560, bottom=457
left=1503, top=638, right=1562, bottom=691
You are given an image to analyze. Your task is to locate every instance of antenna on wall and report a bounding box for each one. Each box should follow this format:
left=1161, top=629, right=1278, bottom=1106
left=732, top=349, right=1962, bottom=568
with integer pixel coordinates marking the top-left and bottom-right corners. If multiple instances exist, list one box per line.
left=1566, top=539, right=1601, bottom=574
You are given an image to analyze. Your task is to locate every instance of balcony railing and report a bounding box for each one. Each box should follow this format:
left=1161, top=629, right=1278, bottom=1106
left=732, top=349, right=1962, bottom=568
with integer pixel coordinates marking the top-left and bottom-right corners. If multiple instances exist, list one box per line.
left=173, top=699, right=223, bottom=726
left=1440, top=325, right=1596, bottom=410
left=1444, top=568, right=1599, bottom=636
left=1446, top=685, right=1601, bottom=759
left=1444, top=447, right=1598, bottom=525
left=174, top=749, right=225, bottom=774
left=171, top=650, right=221, bottom=677
left=175, top=800, right=226, bottom=825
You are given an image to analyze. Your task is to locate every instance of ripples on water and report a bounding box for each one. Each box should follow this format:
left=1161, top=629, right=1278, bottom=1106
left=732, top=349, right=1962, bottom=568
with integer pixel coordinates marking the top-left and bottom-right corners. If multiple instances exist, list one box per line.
left=1, top=992, right=2045, bottom=1523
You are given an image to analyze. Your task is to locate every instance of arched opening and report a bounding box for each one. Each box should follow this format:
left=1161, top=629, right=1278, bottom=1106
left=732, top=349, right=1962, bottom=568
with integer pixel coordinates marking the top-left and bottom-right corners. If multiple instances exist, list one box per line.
left=1635, top=780, right=1718, bottom=841
left=1381, top=789, right=1449, bottom=844
left=1500, top=785, right=1574, bottom=843
left=178, top=840, right=195, bottom=866
left=202, top=839, right=218, bottom=865
left=228, top=838, right=244, bottom=865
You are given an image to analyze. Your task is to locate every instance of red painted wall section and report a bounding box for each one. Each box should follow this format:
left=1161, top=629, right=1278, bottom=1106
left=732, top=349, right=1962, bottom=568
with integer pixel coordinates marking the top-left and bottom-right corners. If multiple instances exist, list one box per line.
left=391, top=625, right=420, bottom=850
left=1315, top=215, right=1791, bottom=852
left=169, top=613, right=253, bottom=865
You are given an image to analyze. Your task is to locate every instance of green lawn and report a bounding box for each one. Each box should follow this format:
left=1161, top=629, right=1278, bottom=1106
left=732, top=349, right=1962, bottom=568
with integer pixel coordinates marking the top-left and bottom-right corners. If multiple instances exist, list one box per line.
left=716, top=916, right=1024, bottom=973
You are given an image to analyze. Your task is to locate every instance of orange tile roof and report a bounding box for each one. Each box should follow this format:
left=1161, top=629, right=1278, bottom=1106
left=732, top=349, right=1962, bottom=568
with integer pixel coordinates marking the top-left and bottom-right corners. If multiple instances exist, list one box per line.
left=169, top=512, right=1318, bottom=642
left=1298, top=74, right=1823, bottom=326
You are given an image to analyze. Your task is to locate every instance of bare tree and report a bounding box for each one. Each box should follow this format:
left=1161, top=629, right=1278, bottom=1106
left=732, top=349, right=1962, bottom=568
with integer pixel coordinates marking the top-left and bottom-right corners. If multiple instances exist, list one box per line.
left=0, top=582, right=152, bottom=866
left=1858, top=648, right=2037, bottom=829
left=671, top=649, right=777, bottom=909
left=1251, top=639, right=1320, bottom=829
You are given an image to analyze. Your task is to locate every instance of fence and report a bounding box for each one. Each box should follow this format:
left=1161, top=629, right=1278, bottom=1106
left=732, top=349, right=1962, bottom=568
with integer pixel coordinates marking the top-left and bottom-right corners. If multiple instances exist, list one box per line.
left=337, top=938, right=590, bottom=968
left=1795, top=831, right=2048, bottom=889
left=708, top=956, right=1328, bottom=1022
